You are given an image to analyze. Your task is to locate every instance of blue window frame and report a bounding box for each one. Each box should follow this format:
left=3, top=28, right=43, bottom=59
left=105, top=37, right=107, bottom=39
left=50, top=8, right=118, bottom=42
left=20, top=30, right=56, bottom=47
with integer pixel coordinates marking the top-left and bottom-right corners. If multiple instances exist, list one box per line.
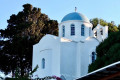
left=71, top=24, right=75, bottom=36
left=92, top=52, right=96, bottom=62
left=42, top=58, right=45, bottom=69
left=95, top=31, right=97, bottom=36
left=62, top=26, right=65, bottom=37
left=100, top=28, right=103, bottom=35
left=81, top=24, right=85, bottom=36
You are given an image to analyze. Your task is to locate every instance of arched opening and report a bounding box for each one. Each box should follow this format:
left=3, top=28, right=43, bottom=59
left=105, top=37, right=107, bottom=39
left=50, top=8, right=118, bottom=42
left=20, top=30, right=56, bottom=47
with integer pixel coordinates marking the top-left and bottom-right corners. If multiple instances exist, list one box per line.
left=62, top=25, right=65, bottom=37
left=100, top=28, right=103, bottom=35
left=42, top=58, right=45, bottom=69
left=92, top=52, right=96, bottom=63
left=81, top=24, right=85, bottom=36
left=71, top=24, right=75, bottom=36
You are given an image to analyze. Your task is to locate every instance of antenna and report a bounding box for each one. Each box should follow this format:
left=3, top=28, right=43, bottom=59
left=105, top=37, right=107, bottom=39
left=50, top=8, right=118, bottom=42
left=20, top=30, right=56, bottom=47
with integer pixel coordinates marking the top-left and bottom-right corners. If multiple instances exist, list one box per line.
left=75, top=7, right=77, bottom=12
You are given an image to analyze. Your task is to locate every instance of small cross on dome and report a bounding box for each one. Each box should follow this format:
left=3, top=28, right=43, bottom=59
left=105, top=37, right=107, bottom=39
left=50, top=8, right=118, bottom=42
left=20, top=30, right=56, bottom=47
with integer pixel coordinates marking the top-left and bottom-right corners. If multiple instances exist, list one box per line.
left=75, top=7, right=77, bottom=12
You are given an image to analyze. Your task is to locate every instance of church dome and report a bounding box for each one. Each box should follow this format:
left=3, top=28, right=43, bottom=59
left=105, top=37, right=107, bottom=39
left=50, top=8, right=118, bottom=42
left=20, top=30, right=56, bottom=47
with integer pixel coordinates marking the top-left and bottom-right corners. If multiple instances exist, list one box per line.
left=61, top=12, right=90, bottom=23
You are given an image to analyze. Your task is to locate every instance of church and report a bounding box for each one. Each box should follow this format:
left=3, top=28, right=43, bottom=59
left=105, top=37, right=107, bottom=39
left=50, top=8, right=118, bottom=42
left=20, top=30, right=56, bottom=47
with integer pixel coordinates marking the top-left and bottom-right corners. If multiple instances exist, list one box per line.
left=32, top=11, right=108, bottom=80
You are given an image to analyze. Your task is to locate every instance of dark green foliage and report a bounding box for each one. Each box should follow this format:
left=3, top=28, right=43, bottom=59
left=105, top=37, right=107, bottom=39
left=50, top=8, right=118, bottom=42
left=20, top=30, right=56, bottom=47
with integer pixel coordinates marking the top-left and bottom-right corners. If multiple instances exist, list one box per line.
left=0, top=3, right=58, bottom=76
left=10, top=65, right=38, bottom=80
left=90, top=18, right=119, bottom=33
left=108, top=23, right=119, bottom=33
left=118, top=24, right=120, bottom=31
left=90, top=18, right=98, bottom=29
left=88, top=18, right=119, bottom=73
left=0, top=37, right=33, bottom=75
left=89, top=31, right=120, bottom=72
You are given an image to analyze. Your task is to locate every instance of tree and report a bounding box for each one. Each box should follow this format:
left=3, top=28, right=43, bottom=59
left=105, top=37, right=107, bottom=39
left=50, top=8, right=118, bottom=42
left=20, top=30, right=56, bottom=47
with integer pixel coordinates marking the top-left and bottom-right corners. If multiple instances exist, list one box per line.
left=90, top=18, right=99, bottom=29
left=89, top=31, right=120, bottom=72
left=0, top=4, right=58, bottom=76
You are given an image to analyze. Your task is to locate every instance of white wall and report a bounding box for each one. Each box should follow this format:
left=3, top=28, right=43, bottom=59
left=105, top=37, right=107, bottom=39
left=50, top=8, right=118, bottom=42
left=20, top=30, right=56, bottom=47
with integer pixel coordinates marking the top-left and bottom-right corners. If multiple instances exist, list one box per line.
left=60, top=41, right=77, bottom=80
left=37, top=49, right=52, bottom=78
left=32, top=34, right=60, bottom=78
left=32, top=20, right=106, bottom=80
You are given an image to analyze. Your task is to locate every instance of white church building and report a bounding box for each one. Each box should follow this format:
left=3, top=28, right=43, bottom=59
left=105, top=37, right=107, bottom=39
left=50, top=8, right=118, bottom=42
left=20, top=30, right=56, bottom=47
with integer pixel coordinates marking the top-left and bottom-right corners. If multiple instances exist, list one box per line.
left=32, top=11, right=108, bottom=80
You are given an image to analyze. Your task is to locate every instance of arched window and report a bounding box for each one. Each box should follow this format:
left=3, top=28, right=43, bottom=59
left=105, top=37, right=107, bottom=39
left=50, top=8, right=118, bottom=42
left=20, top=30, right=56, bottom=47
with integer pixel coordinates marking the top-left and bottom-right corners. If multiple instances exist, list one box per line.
left=42, top=58, right=45, bottom=69
left=62, top=26, right=65, bottom=37
left=81, top=24, right=85, bottom=36
left=89, top=27, right=91, bottom=36
left=94, top=31, right=97, bottom=37
left=100, top=28, right=103, bottom=35
left=92, top=52, right=96, bottom=63
left=60, top=75, right=66, bottom=80
left=71, top=24, right=75, bottom=36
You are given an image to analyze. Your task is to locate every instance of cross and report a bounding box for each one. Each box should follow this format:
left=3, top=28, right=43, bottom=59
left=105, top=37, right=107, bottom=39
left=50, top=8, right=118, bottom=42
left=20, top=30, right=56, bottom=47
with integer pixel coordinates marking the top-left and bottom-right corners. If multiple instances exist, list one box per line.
left=75, top=7, right=77, bottom=12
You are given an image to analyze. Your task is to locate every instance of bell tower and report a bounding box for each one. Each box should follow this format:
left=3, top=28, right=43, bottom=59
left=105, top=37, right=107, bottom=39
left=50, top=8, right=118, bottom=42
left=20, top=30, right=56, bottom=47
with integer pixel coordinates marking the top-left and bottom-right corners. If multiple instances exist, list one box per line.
left=93, top=24, right=108, bottom=42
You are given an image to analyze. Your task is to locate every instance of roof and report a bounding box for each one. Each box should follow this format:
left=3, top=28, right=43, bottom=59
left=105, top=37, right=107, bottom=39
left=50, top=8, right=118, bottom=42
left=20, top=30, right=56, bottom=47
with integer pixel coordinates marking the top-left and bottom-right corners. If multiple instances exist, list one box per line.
left=76, top=61, right=120, bottom=80
left=61, top=12, right=89, bottom=23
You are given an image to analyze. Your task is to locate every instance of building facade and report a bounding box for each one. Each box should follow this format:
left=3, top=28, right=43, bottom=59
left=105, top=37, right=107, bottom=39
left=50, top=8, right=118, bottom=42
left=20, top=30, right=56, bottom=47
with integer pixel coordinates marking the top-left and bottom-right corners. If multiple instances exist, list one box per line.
left=32, top=12, right=108, bottom=80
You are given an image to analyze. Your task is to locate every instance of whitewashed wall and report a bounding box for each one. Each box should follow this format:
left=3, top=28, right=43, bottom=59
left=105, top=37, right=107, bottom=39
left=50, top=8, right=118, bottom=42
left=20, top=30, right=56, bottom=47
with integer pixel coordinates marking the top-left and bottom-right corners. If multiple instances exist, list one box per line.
left=93, top=24, right=108, bottom=42
left=60, top=41, right=77, bottom=80
left=80, top=37, right=99, bottom=76
left=32, top=15, right=108, bottom=80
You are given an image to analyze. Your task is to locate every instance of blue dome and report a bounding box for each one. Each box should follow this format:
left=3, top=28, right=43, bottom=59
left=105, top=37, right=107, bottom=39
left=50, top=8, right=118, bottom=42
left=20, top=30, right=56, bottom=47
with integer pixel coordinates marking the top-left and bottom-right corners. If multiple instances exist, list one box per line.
left=61, top=12, right=89, bottom=22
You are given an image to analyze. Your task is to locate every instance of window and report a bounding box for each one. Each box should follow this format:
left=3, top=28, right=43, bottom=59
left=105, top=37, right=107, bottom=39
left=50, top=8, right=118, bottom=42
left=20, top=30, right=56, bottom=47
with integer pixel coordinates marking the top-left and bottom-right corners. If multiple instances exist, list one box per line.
left=92, top=52, right=96, bottom=63
left=94, top=31, right=97, bottom=37
left=71, top=24, right=75, bottom=36
left=81, top=24, right=85, bottom=36
left=100, top=28, right=103, bottom=35
left=62, top=26, right=65, bottom=37
left=89, top=27, right=91, bottom=36
left=42, top=58, right=45, bottom=69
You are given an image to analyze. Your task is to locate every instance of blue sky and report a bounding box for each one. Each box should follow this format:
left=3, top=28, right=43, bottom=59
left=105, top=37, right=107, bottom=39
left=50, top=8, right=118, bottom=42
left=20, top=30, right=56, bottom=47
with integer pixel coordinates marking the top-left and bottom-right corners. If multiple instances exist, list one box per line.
left=0, top=0, right=120, bottom=29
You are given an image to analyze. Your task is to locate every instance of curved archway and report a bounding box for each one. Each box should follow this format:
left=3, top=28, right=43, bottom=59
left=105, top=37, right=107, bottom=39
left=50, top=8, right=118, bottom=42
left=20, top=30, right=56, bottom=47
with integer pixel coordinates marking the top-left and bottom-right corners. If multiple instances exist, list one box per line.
left=91, top=52, right=96, bottom=63
left=94, top=31, right=97, bottom=37
left=42, top=58, right=45, bottom=69
left=81, top=24, right=85, bottom=36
